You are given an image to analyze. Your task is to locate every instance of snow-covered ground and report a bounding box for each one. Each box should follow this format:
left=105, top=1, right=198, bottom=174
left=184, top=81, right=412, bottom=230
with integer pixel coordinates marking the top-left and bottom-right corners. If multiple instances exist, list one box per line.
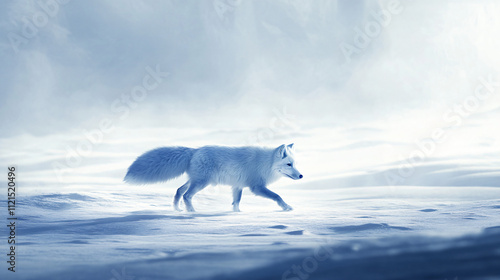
left=11, top=185, right=500, bottom=280
left=1, top=120, right=500, bottom=280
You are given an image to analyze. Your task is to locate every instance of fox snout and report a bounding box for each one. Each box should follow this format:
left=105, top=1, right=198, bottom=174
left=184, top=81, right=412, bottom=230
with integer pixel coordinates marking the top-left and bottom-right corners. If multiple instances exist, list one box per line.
left=288, top=172, right=303, bottom=180
left=293, top=168, right=303, bottom=180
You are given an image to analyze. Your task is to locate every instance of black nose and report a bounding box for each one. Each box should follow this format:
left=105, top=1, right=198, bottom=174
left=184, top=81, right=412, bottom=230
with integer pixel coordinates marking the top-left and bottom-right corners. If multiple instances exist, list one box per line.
left=299, top=174, right=303, bottom=179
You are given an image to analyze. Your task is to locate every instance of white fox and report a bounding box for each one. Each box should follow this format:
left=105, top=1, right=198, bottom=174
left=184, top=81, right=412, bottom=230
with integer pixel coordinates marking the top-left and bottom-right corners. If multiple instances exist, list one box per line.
left=124, top=144, right=302, bottom=212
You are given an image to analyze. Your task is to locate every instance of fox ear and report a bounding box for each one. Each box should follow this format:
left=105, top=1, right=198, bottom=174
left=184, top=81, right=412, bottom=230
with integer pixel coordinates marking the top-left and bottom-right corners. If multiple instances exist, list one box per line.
left=277, top=144, right=287, bottom=159
left=287, top=143, right=294, bottom=150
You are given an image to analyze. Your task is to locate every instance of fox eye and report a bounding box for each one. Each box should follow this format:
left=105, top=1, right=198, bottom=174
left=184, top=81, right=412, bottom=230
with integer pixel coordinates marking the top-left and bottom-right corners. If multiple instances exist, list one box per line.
left=287, top=163, right=292, bottom=166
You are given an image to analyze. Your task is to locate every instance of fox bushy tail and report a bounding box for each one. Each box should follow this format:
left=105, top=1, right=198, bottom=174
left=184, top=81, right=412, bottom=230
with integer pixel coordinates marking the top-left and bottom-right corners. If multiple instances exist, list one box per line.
left=124, top=147, right=195, bottom=184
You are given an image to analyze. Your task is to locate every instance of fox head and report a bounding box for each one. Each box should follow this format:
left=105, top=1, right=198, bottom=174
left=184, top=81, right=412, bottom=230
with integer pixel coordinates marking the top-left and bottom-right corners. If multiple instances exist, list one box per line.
left=274, top=143, right=303, bottom=180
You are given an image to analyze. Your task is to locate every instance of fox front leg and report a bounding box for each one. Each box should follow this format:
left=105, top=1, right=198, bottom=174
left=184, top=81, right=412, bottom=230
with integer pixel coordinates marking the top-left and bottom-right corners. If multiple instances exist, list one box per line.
left=250, top=186, right=293, bottom=211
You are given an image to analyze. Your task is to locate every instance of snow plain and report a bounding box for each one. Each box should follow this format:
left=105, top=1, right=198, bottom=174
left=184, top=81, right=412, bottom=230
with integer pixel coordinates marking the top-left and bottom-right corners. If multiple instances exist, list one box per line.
left=1, top=119, right=500, bottom=280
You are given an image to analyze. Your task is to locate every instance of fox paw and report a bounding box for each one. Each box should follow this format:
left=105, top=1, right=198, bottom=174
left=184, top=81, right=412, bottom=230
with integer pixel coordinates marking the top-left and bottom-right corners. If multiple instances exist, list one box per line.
left=281, top=204, right=293, bottom=211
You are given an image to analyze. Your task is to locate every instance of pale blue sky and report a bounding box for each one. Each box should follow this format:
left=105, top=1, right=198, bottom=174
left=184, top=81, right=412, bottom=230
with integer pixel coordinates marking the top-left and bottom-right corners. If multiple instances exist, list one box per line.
left=1, top=0, right=499, bottom=136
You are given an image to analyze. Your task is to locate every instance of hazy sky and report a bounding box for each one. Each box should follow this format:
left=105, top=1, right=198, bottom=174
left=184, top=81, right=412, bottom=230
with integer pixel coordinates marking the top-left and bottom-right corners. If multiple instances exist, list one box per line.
left=1, top=0, right=500, bottom=137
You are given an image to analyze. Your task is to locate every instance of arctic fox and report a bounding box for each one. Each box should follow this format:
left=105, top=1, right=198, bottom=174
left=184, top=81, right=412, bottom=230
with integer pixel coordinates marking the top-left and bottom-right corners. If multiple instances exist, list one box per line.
left=124, top=144, right=302, bottom=212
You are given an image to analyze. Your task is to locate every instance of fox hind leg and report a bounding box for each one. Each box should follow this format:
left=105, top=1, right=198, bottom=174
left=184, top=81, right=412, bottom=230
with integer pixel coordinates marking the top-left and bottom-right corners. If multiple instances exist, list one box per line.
left=232, top=187, right=242, bottom=212
left=173, top=181, right=190, bottom=211
left=183, top=180, right=208, bottom=212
